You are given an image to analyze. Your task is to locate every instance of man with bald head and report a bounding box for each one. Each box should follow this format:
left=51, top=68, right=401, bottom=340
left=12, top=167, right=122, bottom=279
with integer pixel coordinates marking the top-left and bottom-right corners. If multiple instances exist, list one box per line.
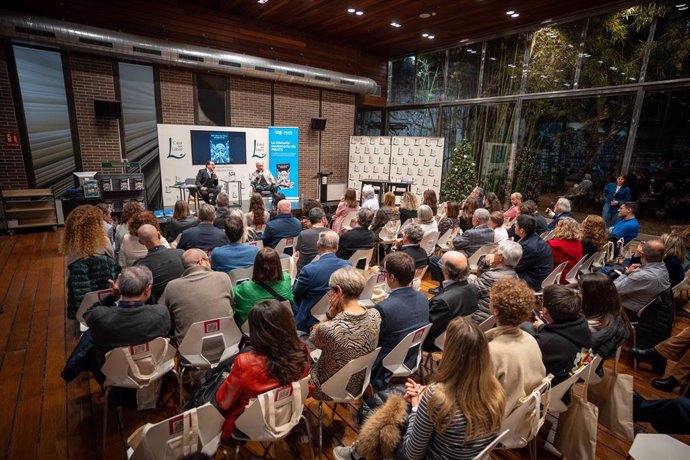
left=614, top=238, right=671, bottom=315
left=261, top=198, right=301, bottom=249
left=250, top=160, right=277, bottom=194
left=159, top=248, right=233, bottom=344
left=134, top=224, right=184, bottom=303
left=423, top=250, right=479, bottom=352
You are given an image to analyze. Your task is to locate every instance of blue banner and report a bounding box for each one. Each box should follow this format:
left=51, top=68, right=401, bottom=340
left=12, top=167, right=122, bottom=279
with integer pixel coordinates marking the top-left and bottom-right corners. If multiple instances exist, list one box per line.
left=268, top=127, right=299, bottom=200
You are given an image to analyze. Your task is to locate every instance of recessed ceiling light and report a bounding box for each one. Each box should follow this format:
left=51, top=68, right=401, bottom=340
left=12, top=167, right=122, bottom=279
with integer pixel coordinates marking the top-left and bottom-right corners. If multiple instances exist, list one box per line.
left=506, top=10, right=515, bottom=15
left=258, top=0, right=268, bottom=3
left=390, top=22, right=401, bottom=28
left=347, top=8, right=355, bottom=13
left=511, top=13, right=520, bottom=18
left=428, top=35, right=435, bottom=39
left=419, top=13, right=431, bottom=18
left=355, top=10, right=364, bottom=15
left=422, top=33, right=429, bottom=37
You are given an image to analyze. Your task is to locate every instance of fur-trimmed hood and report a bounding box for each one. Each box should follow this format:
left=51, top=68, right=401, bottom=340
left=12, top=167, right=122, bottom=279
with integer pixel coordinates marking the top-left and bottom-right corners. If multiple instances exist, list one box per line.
left=357, top=394, right=409, bottom=459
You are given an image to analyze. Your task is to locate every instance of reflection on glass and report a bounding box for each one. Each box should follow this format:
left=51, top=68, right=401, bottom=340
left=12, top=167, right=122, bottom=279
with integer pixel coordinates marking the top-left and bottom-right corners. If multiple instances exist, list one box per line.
left=629, top=89, right=690, bottom=223
left=579, top=7, right=652, bottom=88
left=416, top=50, right=445, bottom=103
left=355, top=111, right=383, bottom=136
left=446, top=46, right=480, bottom=100
left=646, top=4, right=690, bottom=81
left=526, top=21, right=584, bottom=93
left=482, top=34, right=526, bottom=97
left=389, top=57, right=415, bottom=104
left=387, top=108, right=439, bottom=137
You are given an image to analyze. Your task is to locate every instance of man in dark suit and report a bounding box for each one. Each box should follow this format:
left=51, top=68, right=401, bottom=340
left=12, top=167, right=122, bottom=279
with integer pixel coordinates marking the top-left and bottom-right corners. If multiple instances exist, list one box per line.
left=371, top=252, right=430, bottom=390
left=134, top=224, right=184, bottom=303
left=262, top=199, right=301, bottom=249
left=336, top=208, right=375, bottom=261
left=195, top=160, right=221, bottom=205
left=293, top=230, right=351, bottom=332
left=178, top=204, right=229, bottom=252
left=394, top=224, right=429, bottom=269
left=514, top=214, right=554, bottom=291
left=423, top=251, right=478, bottom=352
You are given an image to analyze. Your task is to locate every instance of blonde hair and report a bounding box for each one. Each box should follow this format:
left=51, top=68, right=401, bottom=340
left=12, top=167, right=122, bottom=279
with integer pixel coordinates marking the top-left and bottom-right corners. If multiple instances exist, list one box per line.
left=328, top=266, right=366, bottom=299
left=401, top=192, right=418, bottom=210
left=489, top=278, right=534, bottom=327
left=427, top=317, right=505, bottom=440
left=383, top=192, right=397, bottom=213
left=59, top=205, right=110, bottom=258
left=554, top=217, right=581, bottom=241
left=581, top=215, right=608, bottom=250
left=661, top=233, right=687, bottom=261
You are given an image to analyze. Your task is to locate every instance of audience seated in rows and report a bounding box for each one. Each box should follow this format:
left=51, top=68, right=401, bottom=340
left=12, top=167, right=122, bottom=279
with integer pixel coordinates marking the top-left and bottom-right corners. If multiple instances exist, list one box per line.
left=233, top=248, right=293, bottom=328
left=661, top=233, right=686, bottom=287
left=546, top=197, right=574, bottom=231
left=261, top=199, right=301, bottom=249
left=299, top=199, right=323, bottom=230
left=470, top=240, right=522, bottom=324
left=523, top=284, right=592, bottom=386
left=331, top=188, right=359, bottom=235
left=336, top=208, right=376, bottom=261
left=607, top=201, right=640, bottom=245
left=520, top=200, right=548, bottom=236
left=483, top=191, right=503, bottom=213
left=486, top=279, right=547, bottom=415
left=215, top=300, right=310, bottom=439
left=166, top=200, right=199, bottom=243
left=423, top=251, right=478, bottom=352
left=489, top=211, right=508, bottom=243
left=416, top=204, right=438, bottom=236
left=295, top=207, right=329, bottom=273
left=84, top=266, right=170, bottom=364
left=632, top=326, right=690, bottom=393
left=119, top=210, right=170, bottom=268
left=245, top=193, right=270, bottom=231
left=115, top=200, right=144, bottom=252
left=394, top=224, right=429, bottom=269
left=213, top=192, right=232, bottom=229
left=61, top=204, right=115, bottom=265
left=422, top=189, right=438, bottom=216
left=293, top=231, right=351, bottom=333
left=614, top=239, right=670, bottom=314
left=178, top=204, right=228, bottom=252
left=381, top=192, right=400, bottom=222
left=450, top=208, right=493, bottom=257
left=399, top=192, right=418, bottom=223
left=580, top=215, right=608, bottom=258
left=547, top=217, right=583, bottom=284
left=160, top=249, right=233, bottom=345
left=334, top=317, right=505, bottom=460
left=514, top=214, right=554, bottom=291
left=96, top=202, right=115, bottom=247
left=437, top=200, right=461, bottom=237
left=134, top=224, right=184, bottom=303
left=459, top=198, right=479, bottom=232
left=268, top=192, right=286, bottom=220
left=210, top=216, right=259, bottom=273
left=462, top=186, right=483, bottom=210
left=360, top=185, right=379, bottom=212
left=503, top=192, right=522, bottom=220
left=371, top=252, right=430, bottom=391
left=310, top=267, right=381, bottom=400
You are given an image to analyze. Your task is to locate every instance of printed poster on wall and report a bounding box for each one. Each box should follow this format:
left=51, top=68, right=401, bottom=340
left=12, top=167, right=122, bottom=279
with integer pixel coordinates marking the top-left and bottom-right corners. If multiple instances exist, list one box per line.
left=268, top=127, right=299, bottom=201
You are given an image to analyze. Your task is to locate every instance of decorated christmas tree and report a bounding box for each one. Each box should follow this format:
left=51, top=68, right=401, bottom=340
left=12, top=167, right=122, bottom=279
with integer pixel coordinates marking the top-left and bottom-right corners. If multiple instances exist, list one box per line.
left=440, top=139, right=478, bottom=203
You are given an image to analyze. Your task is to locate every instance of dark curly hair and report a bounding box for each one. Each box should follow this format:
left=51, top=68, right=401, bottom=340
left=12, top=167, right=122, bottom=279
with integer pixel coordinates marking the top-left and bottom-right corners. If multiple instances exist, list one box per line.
left=128, top=210, right=161, bottom=235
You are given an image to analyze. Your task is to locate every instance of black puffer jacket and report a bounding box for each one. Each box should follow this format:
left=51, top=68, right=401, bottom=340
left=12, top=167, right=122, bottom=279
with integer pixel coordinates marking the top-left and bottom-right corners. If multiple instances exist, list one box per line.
left=66, top=255, right=120, bottom=319
left=636, top=288, right=674, bottom=350
left=590, top=315, right=630, bottom=359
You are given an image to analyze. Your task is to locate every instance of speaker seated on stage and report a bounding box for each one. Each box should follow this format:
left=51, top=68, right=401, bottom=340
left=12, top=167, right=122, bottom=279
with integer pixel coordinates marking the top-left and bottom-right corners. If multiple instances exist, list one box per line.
left=195, top=160, right=222, bottom=205
left=250, top=160, right=278, bottom=196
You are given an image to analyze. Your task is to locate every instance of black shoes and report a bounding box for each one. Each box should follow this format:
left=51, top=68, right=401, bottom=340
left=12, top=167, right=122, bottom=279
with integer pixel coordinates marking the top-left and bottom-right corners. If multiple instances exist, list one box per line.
left=630, top=347, right=667, bottom=375
left=652, top=376, right=684, bottom=393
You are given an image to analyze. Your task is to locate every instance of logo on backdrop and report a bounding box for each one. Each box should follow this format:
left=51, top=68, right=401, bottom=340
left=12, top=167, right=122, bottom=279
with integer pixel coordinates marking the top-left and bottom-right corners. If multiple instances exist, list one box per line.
left=167, top=137, right=186, bottom=159
left=251, top=139, right=267, bottom=158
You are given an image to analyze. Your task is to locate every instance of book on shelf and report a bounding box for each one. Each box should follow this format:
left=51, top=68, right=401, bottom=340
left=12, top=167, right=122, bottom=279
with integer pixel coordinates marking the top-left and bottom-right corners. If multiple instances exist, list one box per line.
left=83, top=179, right=100, bottom=198
left=119, top=178, right=130, bottom=191
left=101, top=178, right=112, bottom=192
left=134, top=178, right=144, bottom=190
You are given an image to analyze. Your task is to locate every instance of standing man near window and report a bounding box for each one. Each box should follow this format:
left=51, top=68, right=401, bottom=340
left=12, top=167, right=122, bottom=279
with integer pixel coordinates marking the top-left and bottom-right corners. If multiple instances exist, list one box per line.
left=196, top=161, right=221, bottom=205
left=250, top=161, right=278, bottom=195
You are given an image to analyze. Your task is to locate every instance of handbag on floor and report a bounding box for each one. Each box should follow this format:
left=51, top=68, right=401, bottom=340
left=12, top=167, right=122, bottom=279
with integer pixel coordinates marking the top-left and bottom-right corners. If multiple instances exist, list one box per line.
left=553, top=363, right=598, bottom=460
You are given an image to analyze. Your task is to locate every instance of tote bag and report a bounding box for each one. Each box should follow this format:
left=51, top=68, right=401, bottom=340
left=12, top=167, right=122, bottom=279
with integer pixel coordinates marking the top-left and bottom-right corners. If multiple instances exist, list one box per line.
left=553, top=364, right=598, bottom=460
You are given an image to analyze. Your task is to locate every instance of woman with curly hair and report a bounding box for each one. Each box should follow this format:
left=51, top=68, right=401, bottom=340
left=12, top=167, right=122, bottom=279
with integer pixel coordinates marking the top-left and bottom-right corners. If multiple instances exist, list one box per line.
left=118, top=210, right=170, bottom=267
left=547, top=217, right=583, bottom=284
left=245, top=193, right=270, bottom=235
left=60, top=205, right=114, bottom=264
left=399, top=192, right=419, bottom=224
left=422, top=189, right=438, bottom=216
left=580, top=215, right=608, bottom=258
left=459, top=198, right=478, bottom=231
left=483, top=191, right=503, bottom=214
left=331, top=188, right=359, bottom=235
left=115, top=200, right=144, bottom=251
left=487, top=278, right=546, bottom=415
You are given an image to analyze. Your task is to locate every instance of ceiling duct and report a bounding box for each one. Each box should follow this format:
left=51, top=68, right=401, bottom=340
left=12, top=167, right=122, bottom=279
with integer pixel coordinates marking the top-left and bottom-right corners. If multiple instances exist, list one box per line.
left=0, top=11, right=379, bottom=96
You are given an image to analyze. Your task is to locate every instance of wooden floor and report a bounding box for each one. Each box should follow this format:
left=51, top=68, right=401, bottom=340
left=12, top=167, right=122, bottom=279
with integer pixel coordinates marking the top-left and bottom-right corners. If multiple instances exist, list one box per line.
left=0, top=229, right=688, bottom=459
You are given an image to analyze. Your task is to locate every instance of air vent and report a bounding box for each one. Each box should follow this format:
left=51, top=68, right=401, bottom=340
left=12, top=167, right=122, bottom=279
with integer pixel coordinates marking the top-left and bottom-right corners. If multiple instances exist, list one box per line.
left=255, top=66, right=275, bottom=73
left=133, top=46, right=161, bottom=56
left=340, top=79, right=356, bottom=86
left=219, top=60, right=241, bottom=68
left=287, top=70, right=305, bottom=77
left=79, top=37, right=113, bottom=48
left=178, top=53, right=203, bottom=62
left=14, top=26, right=55, bottom=38
left=315, top=75, right=331, bottom=82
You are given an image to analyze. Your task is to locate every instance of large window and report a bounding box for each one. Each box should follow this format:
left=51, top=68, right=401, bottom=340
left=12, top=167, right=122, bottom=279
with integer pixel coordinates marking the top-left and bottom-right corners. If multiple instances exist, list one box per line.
left=482, top=34, right=527, bottom=97
left=387, top=108, right=439, bottom=137
left=446, top=46, right=480, bottom=100
left=195, top=74, right=228, bottom=126
left=388, top=57, right=415, bottom=105
left=526, top=21, right=584, bottom=93
left=646, top=3, right=690, bottom=82
left=13, top=45, right=76, bottom=192
left=355, top=110, right=383, bottom=136
left=415, top=50, right=445, bottom=103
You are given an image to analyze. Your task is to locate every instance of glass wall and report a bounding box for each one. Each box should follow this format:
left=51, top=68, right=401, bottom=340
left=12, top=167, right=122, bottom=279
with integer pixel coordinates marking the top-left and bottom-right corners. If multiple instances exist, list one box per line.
left=646, top=4, right=690, bottom=81
left=196, top=73, right=228, bottom=126
left=482, top=34, right=527, bottom=97
left=355, top=110, right=383, bottom=136
left=446, top=46, right=480, bottom=100
left=387, top=108, right=439, bottom=137
left=388, top=57, right=415, bottom=105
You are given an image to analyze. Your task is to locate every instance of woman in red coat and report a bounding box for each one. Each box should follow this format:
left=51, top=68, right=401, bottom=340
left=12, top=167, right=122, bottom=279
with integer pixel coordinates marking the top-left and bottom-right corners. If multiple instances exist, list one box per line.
left=547, top=217, right=583, bottom=284
left=215, top=299, right=311, bottom=438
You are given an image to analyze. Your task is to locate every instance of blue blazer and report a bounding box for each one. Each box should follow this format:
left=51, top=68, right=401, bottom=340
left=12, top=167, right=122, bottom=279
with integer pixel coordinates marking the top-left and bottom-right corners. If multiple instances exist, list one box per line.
left=292, top=253, right=351, bottom=332
left=371, top=287, right=429, bottom=391
left=515, top=233, right=554, bottom=291
left=546, top=211, right=574, bottom=231
left=603, top=183, right=631, bottom=214
left=177, top=223, right=229, bottom=252
left=262, top=214, right=302, bottom=249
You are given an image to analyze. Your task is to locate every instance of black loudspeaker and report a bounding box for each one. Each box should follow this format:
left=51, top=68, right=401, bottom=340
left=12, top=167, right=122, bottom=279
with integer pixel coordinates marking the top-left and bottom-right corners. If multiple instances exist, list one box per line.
left=311, top=117, right=327, bottom=130
left=94, top=99, right=122, bottom=118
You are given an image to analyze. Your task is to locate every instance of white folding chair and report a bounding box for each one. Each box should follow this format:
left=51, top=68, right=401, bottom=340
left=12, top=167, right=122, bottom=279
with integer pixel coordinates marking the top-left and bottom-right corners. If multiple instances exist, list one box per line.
left=400, top=218, right=415, bottom=232
left=473, top=429, right=510, bottom=460
left=274, top=236, right=298, bottom=257
left=548, top=362, right=591, bottom=413
left=540, top=230, right=555, bottom=241
left=564, top=254, right=589, bottom=284
left=411, top=266, right=428, bottom=291
left=582, top=354, right=604, bottom=385
left=101, top=338, right=177, bottom=454
left=247, top=240, right=264, bottom=250
left=280, top=255, right=295, bottom=282
left=535, top=261, right=568, bottom=295
left=420, top=230, right=440, bottom=257
left=377, top=226, right=397, bottom=243
left=342, top=210, right=360, bottom=232
left=348, top=248, right=374, bottom=270
left=434, top=229, right=456, bottom=254
left=177, top=317, right=242, bottom=406
left=76, top=288, right=113, bottom=329
left=382, top=324, right=432, bottom=378
left=478, top=315, right=496, bottom=333
left=315, top=347, right=381, bottom=459
left=359, top=270, right=388, bottom=307
left=232, top=376, right=313, bottom=459
left=628, top=433, right=690, bottom=459
left=127, top=403, right=224, bottom=460
left=228, top=265, right=254, bottom=288
left=309, top=293, right=330, bottom=323
left=469, top=243, right=499, bottom=273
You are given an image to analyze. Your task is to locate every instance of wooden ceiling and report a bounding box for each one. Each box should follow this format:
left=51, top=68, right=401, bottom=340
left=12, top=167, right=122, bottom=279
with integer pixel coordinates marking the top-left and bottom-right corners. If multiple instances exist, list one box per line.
left=193, top=0, right=634, bottom=57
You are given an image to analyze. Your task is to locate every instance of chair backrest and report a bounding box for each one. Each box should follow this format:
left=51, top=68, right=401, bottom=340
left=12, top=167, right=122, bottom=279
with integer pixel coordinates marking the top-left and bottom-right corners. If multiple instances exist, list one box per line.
left=435, top=229, right=454, bottom=250
left=128, top=403, right=224, bottom=460
left=420, top=230, right=440, bottom=256
left=320, top=347, right=381, bottom=402
left=228, top=266, right=254, bottom=288
left=274, top=236, right=298, bottom=257
left=672, top=270, right=690, bottom=296
left=382, top=324, right=433, bottom=377
left=473, top=429, right=510, bottom=460
left=498, top=375, right=553, bottom=449
left=400, top=218, right=415, bottom=232
left=412, top=266, right=428, bottom=291
left=233, top=376, right=310, bottom=441
left=478, top=315, right=497, bottom=333
left=540, top=261, right=568, bottom=290
left=628, top=433, right=690, bottom=459
left=101, top=337, right=176, bottom=388
left=280, top=256, right=295, bottom=282
left=548, top=363, right=590, bottom=413
left=76, top=288, right=113, bottom=326
left=541, top=230, right=555, bottom=241
left=580, top=249, right=604, bottom=273
left=604, top=241, right=616, bottom=264
left=309, top=293, right=330, bottom=323
left=582, top=354, right=604, bottom=385
left=360, top=270, right=388, bottom=301
left=468, top=243, right=499, bottom=271
left=348, top=248, right=374, bottom=270
left=178, top=317, right=241, bottom=369
left=343, top=210, right=360, bottom=231
left=564, top=254, right=589, bottom=284
left=246, top=240, right=264, bottom=250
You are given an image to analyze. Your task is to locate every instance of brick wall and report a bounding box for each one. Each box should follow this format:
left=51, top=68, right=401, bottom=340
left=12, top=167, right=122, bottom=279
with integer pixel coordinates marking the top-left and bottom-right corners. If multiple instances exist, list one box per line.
left=230, top=77, right=272, bottom=128
left=159, top=68, right=194, bottom=124
left=0, top=48, right=28, bottom=190
left=321, top=90, right=355, bottom=185
left=69, top=55, right=122, bottom=171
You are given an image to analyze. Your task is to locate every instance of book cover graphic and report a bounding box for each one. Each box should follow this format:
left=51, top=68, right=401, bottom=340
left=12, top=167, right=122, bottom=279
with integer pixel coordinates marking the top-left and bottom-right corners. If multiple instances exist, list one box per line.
left=134, top=179, right=144, bottom=190
left=120, top=178, right=130, bottom=191
left=102, top=178, right=112, bottom=192
left=276, top=163, right=294, bottom=189
left=83, top=180, right=100, bottom=198
left=209, top=133, right=230, bottom=164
